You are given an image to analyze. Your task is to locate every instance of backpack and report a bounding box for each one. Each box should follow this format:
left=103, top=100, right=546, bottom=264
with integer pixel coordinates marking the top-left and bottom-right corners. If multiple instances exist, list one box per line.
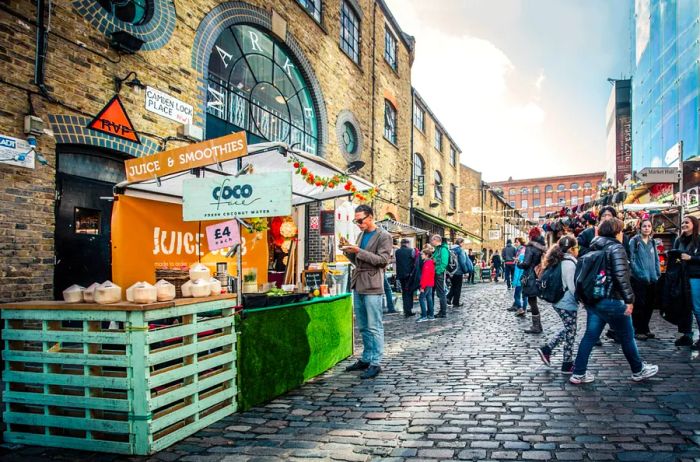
left=446, top=249, right=459, bottom=276
left=537, top=263, right=566, bottom=303
left=574, top=249, right=610, bottom=305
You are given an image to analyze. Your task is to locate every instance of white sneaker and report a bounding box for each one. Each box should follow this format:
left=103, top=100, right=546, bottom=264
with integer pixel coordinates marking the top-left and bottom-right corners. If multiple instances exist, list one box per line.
left=569, top=371, right=595, bottom=384
left=631, top=363, right=658, bottom=382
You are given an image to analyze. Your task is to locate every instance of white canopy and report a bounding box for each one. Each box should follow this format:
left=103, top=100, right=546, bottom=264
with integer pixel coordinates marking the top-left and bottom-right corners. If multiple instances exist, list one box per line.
left=623, top=203, right=678, bottom=212
left=115, top=142, right=374, bottom=206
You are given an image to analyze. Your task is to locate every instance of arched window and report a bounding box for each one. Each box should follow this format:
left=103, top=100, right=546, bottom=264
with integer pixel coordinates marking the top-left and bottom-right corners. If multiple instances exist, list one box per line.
left=384, top=100, right=397, bottom=144
left=533, top=186, right=540, bottom=194
left=98, top=0, right=150, bottom=24
left=207, top=24, right=319, bottom=154
left=545, top=185, right=553, bottom=193
left=434, top=170, right=443, bottom=201
left=509, top=188, right=516, bottom=196
left=571, top=183, right=579, bottom=190
left=557, top=184, right=565, bottom=191
left=521, top=187, right=529, bottom=195
left=583, top=182, right=592, bottom=189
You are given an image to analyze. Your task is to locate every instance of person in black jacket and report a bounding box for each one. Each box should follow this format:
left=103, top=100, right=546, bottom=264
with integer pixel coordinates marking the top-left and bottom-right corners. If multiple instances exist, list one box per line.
left=673, top=215, right=700, bottom=349
left=517, top=227, right=547, bottom=333
left=395, top=238, right=417, bottom=318
left=570, top=218, right=658, bottom=385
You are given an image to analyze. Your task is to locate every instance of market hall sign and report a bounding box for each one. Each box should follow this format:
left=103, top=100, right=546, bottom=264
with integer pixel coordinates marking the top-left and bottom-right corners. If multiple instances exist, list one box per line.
left=182, top=171, right=292, bottom=221
left=88, top=95, right=140, bottom=143
left=124, top=132, right=247, bottom=182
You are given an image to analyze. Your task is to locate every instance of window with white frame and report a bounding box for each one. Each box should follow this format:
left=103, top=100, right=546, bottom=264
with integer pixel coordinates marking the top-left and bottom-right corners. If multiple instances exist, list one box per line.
left=434, top=127, right=443, bottom=152
left=413, top=102, right=425, bottom=131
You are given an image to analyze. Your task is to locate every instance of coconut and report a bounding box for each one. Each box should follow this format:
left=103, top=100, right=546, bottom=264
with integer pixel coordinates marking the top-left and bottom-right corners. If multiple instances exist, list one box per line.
left=83, top=282, right=100, bottom=303
left=190, top=278, right=212, bottom=298
left=189, top=263, right=211, bottom=282
left=62, top=284, right=85, bottom=303
left=208, top=277, right=222, bottom=295
left=126, top=282, right=141, bottom=302
left=94, top=281, right=122, bottom=305
left=155, top=279, right=176, bottom=301
left=181, top=280, right=193, bottom=297
left=132, top=281, right=157, bottom=304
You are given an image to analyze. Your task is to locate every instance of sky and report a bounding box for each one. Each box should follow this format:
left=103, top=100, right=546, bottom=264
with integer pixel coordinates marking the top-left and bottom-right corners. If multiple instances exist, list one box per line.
left=384, top=0, right=633, bottom=182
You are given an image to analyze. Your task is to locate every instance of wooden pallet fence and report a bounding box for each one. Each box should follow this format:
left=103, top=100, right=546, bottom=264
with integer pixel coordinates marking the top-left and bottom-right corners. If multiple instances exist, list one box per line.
left=2, top=298, right=237, bottom=455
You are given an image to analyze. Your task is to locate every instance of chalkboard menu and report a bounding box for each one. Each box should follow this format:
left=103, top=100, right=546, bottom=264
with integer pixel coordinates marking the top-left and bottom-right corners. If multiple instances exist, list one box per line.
left=320, top=210, right=335, bottom=236
left=303, top=270, right=324, bottom=289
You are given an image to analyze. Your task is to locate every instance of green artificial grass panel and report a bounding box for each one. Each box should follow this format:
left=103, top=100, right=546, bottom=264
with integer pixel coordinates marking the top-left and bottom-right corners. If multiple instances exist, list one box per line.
left=237, top=295, right=353, bottom=410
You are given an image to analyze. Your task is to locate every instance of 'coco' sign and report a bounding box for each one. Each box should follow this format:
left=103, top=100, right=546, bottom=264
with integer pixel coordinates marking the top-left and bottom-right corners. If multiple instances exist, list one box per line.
left=182, top=171, right=292, bottom=222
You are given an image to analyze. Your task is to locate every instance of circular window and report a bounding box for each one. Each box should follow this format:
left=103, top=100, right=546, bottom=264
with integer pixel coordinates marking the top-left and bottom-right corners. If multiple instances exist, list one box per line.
left=342, top=122, right=358, bottom=154
left=97, top=0, right=150, bottom=25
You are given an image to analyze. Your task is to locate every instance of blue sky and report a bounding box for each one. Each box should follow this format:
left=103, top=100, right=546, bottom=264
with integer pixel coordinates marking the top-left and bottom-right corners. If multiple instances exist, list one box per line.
left=384, top=0, right=633, bottom=182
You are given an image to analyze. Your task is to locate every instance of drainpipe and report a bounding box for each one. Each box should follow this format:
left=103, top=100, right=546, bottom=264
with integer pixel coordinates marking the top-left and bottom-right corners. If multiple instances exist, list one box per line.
left=409, top=89, right=414, bottom=226
left=34, top=0, right=48, bottom=94
left=369, top=3, right=377, bottom=191
left=480, top=182, right=485, bottom=254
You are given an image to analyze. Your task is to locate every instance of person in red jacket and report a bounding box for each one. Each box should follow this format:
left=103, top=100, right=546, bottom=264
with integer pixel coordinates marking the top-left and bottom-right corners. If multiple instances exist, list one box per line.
left=417, top=247, right=436, bottom=322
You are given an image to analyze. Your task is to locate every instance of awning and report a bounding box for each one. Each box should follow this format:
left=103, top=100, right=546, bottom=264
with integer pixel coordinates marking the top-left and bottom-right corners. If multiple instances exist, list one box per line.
left=115, top=142, right=374, bottom=206
left=413, top=208, right=482, bottom=242
left=376, top=218, right=428, bottom=236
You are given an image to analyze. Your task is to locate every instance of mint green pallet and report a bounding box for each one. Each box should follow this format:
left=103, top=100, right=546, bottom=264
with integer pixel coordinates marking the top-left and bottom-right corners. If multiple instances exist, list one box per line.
left=1, top=296, right=238, bottom=455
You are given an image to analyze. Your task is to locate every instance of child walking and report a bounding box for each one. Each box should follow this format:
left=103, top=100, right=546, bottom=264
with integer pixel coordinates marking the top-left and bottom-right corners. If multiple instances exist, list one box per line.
left=417, top=248, right=436, bottom=322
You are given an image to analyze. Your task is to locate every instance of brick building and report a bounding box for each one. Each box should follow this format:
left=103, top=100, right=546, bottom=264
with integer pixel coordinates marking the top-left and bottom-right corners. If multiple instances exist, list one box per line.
left=490, top=172, right=606, bottom=222
left=0, top=0, right=414, bottom=302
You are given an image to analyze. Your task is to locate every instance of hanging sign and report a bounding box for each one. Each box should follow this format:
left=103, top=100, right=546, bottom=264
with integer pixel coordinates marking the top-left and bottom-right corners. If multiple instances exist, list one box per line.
left=87, top=95, right=140, bottom=143
left=145, top=86, right=194, bottom=125
left=124, top=132, right=247, bottom=182
left=182, top=171, right=292, bottom=221
left=205, top=219, right=241, bottom=251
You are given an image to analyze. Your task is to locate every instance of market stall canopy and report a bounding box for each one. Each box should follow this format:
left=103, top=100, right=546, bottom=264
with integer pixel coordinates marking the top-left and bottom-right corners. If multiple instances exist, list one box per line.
left=115, top=142, right=374, bottom=206
left=376, top=218, right=428, bottom=237
left=623, top=203, right=678, bottom=212
left=413, top=208, right=482, bottom=242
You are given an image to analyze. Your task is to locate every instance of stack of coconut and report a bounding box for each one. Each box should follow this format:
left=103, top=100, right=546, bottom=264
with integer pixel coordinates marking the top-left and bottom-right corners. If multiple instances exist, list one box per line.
left=180, top=263, right=222, bottom=298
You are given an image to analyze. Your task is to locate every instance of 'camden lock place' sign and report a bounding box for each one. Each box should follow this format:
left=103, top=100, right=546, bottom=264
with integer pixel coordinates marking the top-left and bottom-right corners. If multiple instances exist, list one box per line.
left=124, top=132, right=247, bottom=182
left=182, top=171, right=292, bottom=221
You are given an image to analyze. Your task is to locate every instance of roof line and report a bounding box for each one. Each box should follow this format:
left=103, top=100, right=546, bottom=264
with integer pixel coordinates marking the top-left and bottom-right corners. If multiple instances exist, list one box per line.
left=489, top=172, right=607, bottom=185
left=375, top=0, right=415, bottom=52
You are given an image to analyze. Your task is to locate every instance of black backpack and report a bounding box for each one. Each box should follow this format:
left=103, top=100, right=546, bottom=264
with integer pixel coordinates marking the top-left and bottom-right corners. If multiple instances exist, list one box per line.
left=574, top=249, right=610, bottom=305
left=537, top=263, right=566, bottom=303
left=446, top=249, right=459, bottom=276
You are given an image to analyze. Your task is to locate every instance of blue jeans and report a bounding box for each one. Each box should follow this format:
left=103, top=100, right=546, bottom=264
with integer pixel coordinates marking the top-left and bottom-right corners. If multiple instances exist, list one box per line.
left=383, top=276, right=396, bottom=312
left=687, top=279, right=700, bottom=334
left=419, top=287, right=434, bottom=318
left=504, top=264, right=515, bottom=288
left=573, top=299, right=643, bottom=375
left=513, top=286, right=528, bottom=309
left=353, top=292, right=384, bottom=366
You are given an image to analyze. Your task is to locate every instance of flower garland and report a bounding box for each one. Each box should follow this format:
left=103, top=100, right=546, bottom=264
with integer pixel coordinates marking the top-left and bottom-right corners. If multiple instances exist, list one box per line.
left=287, top=155, right=379, bottom=203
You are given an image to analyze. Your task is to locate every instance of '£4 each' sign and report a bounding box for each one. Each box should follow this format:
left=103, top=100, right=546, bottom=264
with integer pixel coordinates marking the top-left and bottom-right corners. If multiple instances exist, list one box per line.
left=205, top=219, right=241, bottom=251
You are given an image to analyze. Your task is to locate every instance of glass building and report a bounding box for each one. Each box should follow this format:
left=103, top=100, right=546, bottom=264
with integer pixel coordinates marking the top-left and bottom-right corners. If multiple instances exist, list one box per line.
left=632, top=0, right=700, bottom=170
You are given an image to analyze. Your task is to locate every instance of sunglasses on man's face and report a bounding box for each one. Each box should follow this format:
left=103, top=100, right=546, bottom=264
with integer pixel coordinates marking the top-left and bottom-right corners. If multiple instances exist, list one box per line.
left=353, top=215, right=369, bottom=225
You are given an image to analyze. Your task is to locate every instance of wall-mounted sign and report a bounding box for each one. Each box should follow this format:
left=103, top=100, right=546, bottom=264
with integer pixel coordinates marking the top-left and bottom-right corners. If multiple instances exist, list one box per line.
left=145, top=86, right=193, bottom=125
left=320, top=210, right=335, bottom=236
left=417, top=175, right=425, bottom=196
left=88, top=95, right=140, bottom=143
left=310, top=216, right=320, bottom=230
left=665, top=142, right=682, bottom=166
left=488, top=229, right=501, bottom=240
left=182, top=171, right=292, bottom=222
left=124, top=132, right=247, bottom=182
left=638, top=167, right=680, bottom=184
left=0, top=134, right=35, bottom=169
left=205, top=219, right=241, bottom=251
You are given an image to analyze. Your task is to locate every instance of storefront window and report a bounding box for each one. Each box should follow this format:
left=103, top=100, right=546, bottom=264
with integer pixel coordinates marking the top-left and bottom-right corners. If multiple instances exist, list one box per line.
left=97, top=0, right=150, bottom=24
left=340, top=1, right=360, bottom=63
left=385, top=27, right=397, bottom=70
left=384, top=100, right=397, bottom=144
left=207, top=24, right=319, bottom=154
left=434, top=170, right=443, bottom=201
left=296, top=0, right=321, bottom=23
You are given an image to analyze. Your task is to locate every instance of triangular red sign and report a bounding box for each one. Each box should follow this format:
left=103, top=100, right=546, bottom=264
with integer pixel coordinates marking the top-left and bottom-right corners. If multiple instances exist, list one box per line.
left=87, top=95, right=140, bottom=143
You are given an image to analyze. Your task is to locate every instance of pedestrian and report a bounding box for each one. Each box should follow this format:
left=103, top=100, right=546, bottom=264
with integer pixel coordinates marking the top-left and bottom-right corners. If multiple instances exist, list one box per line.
left=383, top=275, right=398, bottom=315
left=673, top=215, right=700, bottom=349
left=447, top=238, right=471, bottom=307
left=517, top=227, right=547, bottom=333
left=570, top=218, right=659, bottom=384
left=511, top=237, right=529, bottom=313
left=536, top=235, right=580, bottom=374
left=628, top=218, right=660, bottom=340
left=417, top=248, right=436, bottom=322
left=491, top=252, right=503, bottom=282
left=502, top=239, right=517, bottom=290
left=430, top=235, right=450, bottom=318
left=467, top=249, right=477, bottom=284
left=395, top=238, right=416, bottom=318
left=342, top=204, right=393, bottom=379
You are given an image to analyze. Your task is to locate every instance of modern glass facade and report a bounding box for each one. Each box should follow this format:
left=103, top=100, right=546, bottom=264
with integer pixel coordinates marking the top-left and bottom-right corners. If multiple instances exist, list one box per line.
left=632, top=0, right=700, bottom=170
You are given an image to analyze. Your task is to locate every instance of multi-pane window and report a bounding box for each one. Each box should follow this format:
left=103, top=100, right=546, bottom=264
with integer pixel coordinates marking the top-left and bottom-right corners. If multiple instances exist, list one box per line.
left=413, top=102, right=425, bottom=131
left=557, top=184, right=566, bottom=191
left=449, top=146, right=457, bottom=166
left=434, top=128, right=443, bottom=152
left=545, top=197, right=553, bottom=206
left=545, top=185, right=553, bottom=192
left=583, top=182, right=592, bottom=189
left=571, top=183, right=579, bottom=190
left=384, top=100, right=397, bottom=144
left=414, top=153, right=425, bottom=196
left=340, top=1, right=360, bottom=63
left=296, top=0, right=321, bottom=22
left=509, top=188, right=516, bottom=196
left=533, top=186, right=540, bottom=194
left=449, top=183, right=457, bottom=209
left=521, top=199, right=528, bottom=209
left=533, top=198, right=540, bottom=206
left=384, top=27, right=397, bottom=70
left=521, top=187, right=529, bottom=195
left=434, top=170, right=443, bottom=200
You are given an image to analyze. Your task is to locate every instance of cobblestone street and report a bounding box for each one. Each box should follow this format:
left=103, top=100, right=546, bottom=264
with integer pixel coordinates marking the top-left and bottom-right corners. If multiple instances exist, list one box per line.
left=4, top=282, right=700, bottom=462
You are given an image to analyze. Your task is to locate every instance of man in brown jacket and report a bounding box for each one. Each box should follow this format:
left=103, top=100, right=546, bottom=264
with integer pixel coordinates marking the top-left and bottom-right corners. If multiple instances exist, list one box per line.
left=342, top=204, right=393, bottom=379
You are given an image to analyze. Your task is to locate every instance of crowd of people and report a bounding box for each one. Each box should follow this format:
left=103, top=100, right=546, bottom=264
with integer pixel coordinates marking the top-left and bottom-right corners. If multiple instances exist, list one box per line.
left=342, top=204, right=699, bottom=382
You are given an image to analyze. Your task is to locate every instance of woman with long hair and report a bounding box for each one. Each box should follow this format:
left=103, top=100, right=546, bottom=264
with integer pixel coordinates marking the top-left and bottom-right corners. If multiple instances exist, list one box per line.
left=628, top=218, right=660, bottom=340
left=674, top=215, right=700, bottom=349
left=517, top=227, right=547, bottom=334
left=536, top=235, right=579, bottom=374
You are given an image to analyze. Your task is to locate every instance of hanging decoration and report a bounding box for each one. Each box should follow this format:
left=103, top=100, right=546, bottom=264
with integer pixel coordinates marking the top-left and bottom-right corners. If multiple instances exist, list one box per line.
left=287, top=155, right=379, bottom=203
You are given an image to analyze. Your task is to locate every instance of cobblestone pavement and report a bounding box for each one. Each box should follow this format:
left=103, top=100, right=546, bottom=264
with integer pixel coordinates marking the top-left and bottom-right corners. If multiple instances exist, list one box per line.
left=3, top=283, right=700, bottom=462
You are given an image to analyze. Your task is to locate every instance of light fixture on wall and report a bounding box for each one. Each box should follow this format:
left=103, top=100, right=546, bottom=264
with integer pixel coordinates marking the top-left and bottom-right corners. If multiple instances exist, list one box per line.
left=345, top=160, right=365, bottom=174
left=447, top=211, right=455, bottom=216
left=429, top=202, right=439, bottom=208
left=114, top=71, right=147, bottom=94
